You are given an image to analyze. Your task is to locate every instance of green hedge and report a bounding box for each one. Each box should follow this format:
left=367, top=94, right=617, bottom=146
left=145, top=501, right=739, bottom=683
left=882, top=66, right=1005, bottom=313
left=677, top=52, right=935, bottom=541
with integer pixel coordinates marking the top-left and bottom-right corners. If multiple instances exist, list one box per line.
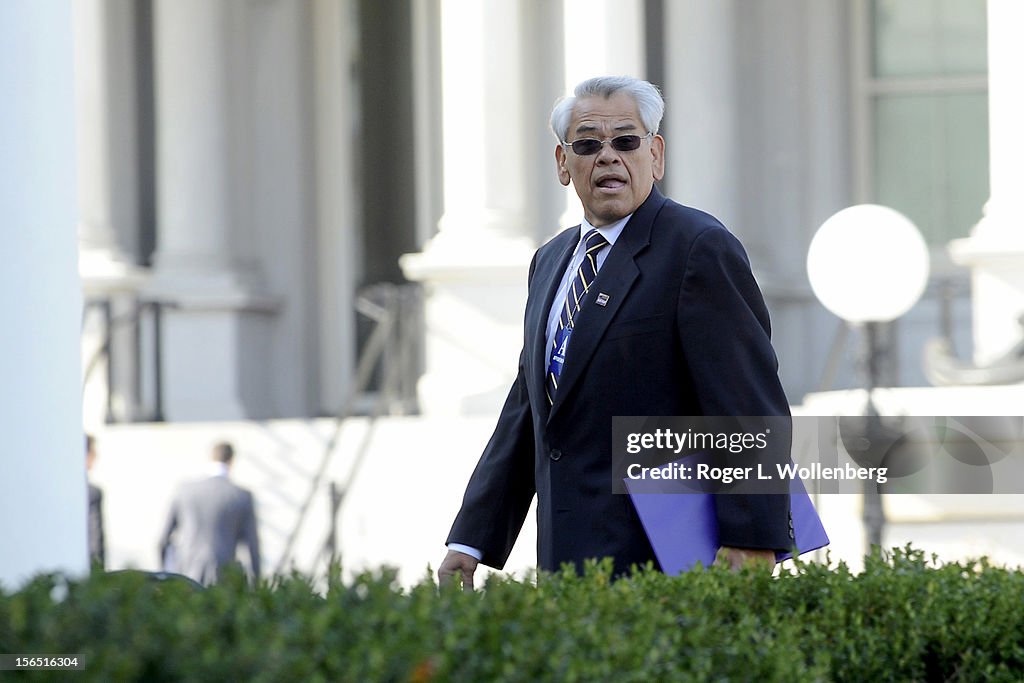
left=1, top=547, right=1022, bottom=682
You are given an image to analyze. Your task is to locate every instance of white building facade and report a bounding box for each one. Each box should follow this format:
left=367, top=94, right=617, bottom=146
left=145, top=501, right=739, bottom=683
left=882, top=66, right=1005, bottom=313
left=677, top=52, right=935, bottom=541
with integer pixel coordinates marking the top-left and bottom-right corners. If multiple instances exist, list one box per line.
left=70, top=0, right=1002, bottom=425
left=6, top=0, right=1023, bottom=583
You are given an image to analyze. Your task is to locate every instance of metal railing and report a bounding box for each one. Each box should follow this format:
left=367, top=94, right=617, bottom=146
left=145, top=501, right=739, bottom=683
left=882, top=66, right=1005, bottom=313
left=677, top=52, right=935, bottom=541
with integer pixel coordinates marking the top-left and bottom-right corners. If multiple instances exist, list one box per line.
left=275, top=283, right=422, bottom=576
left=82, top=297, right=174, bottom=423
left=85, top=283, right=423, bottom=577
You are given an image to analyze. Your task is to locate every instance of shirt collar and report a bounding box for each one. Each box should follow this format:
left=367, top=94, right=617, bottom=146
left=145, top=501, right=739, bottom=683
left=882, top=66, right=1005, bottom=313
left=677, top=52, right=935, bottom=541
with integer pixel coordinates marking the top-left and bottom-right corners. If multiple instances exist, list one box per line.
left=207, top=462, right=230, bottom=478
left=577, top=214, right=631, bottom=251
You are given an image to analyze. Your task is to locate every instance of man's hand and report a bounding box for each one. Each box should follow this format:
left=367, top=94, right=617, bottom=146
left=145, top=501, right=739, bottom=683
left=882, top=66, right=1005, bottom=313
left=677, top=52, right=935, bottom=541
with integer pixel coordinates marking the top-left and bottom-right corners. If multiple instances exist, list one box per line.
left=714, top=546, right=775, bottom=573
left=438, top=549, right=479, bottom=590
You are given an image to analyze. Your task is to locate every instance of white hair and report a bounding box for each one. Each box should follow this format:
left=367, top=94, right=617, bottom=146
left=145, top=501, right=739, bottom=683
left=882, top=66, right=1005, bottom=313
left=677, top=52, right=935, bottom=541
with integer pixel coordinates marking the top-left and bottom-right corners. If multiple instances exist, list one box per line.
left=549, top=76, right=665, bottom=141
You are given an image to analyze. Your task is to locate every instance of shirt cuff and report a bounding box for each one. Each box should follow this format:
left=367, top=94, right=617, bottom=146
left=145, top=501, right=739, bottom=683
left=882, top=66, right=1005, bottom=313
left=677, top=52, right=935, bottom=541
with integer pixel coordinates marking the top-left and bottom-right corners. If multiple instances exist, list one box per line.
left=447, top=543, right=483, bottom=561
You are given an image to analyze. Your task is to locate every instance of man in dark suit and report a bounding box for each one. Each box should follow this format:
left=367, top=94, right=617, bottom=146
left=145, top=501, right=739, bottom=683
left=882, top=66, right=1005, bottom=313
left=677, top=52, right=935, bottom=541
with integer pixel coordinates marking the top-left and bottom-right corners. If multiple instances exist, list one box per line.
left=159, top=442, right=261, bottom=585
left=438, top=76, right=792, bottom=587
left=85, top=434, right=105, bottom=570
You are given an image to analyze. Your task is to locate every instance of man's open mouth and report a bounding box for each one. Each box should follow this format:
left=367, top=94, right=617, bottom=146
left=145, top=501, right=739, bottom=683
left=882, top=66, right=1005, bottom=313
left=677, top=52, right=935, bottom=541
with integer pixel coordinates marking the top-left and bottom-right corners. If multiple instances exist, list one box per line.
left=597, top=177, right=626, bottom=190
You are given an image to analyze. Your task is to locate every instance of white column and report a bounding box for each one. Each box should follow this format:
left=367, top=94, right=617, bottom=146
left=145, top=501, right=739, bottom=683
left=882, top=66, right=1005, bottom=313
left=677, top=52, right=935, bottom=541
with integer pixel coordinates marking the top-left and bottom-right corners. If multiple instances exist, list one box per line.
left=152, top=0, right=238, bottom=279
left=73, top=0, right=148, bottom=426
left=559, top=0, right=645, bottom=226
left=661, top=0, right=738, bottom=227
left=0, top=0, right=88, bottom=585
left=73, top=0, right=142, bottom=279
left=562, top=0, right=644, bottom=84
left=401, top=0, right=537, bottom=415
left=147, top=0, right=275, bottom=421
left=312, top=0, right=359, bottom=415
left=949, top=0, right=1024, bottom=366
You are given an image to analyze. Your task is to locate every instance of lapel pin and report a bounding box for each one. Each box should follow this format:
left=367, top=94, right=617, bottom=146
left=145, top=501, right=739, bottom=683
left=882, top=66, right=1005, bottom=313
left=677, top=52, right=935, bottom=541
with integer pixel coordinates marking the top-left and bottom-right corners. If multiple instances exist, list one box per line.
left=595, top=293, right=610, bottom=307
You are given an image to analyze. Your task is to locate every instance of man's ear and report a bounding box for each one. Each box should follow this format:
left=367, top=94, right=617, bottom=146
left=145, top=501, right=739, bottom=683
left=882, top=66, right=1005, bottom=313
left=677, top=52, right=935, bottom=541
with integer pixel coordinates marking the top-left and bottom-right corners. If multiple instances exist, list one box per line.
left=555, top=144, right=571, bottom=186
left=651, top=134, right=666, bottom=182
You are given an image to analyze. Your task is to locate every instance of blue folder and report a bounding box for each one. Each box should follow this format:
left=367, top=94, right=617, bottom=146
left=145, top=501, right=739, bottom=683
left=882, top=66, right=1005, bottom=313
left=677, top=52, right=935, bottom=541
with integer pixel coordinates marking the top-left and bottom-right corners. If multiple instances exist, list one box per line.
left=624, top=470, right=829, bottom=574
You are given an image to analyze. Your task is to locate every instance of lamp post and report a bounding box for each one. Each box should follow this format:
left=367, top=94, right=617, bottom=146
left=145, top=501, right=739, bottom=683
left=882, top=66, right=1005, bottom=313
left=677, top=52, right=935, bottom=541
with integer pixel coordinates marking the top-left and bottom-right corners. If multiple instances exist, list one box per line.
left=807, top=204, right=930, bottom=550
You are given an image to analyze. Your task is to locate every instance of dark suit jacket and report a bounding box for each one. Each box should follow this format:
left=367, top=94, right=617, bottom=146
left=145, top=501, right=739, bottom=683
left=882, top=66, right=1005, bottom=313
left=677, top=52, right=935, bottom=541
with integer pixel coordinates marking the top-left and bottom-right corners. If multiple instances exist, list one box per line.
left=447, top=186, right=792, bottom=576
left=87, top=482, right=105, bottom=568
left=159, top=475, right=261, bottom=585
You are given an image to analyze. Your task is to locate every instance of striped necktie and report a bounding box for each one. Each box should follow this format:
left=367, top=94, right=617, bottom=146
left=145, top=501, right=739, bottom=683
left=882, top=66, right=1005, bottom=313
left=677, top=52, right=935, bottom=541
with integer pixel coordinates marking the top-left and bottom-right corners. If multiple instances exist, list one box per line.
left=546, top=228, right=609, bottom=405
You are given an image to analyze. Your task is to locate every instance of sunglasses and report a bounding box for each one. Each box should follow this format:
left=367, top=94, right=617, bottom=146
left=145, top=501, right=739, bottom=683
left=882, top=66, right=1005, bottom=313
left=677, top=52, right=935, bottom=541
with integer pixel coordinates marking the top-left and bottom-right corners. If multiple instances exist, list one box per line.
left=561, top=132, right=653, bottom=156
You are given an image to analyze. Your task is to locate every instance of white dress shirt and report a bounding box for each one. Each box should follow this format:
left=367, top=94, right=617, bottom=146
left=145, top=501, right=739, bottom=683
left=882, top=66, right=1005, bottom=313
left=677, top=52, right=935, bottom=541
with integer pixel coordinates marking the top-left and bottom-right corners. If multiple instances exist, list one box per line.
left=543, top=214, right=630, bottom=358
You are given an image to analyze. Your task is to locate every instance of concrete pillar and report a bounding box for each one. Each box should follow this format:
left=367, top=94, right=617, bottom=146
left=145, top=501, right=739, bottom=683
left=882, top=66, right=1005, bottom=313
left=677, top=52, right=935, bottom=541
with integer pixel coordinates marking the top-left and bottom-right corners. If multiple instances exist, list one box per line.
left=147, top=0, right=276, bottom=421
left=521, top=1, right=567, bottom=245
left=661, top=0, right=738, bottom=226
left=73, top=0, right=142, bottom=275
left=73, top=0, right=148, bottom=426
left=312, top=0, right=359, bottom=416
left=562, top=0, right=645, bottom=84
left=151, top=0, right=240, bottom=276
left=401, top=0, right=538, bottom=415
left=559, top=0, right=645, bottom=226
left=0, top=0, right=88, bottom=586
left=950, top=0, right=1024, bottom=367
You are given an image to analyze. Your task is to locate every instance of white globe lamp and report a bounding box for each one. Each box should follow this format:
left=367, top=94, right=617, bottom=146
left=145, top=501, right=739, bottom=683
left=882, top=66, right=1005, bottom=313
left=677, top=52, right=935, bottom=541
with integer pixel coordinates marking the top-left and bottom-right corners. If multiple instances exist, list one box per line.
left=807, top=204, right=930, bottom=551
left=807, top=204, right=930, bottom=324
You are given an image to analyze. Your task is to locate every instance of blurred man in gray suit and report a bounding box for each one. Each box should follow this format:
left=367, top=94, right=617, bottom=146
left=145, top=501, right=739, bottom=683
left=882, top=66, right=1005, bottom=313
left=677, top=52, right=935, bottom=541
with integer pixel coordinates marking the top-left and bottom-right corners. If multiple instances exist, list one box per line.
left=159, top=442, right=261, bottom=585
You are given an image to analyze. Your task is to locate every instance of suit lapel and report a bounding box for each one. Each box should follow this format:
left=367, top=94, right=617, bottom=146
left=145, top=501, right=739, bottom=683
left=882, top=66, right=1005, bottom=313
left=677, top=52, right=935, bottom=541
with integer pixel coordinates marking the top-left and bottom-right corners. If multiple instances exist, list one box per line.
left=525, top=229, right=578, bottom=414
left=547, top=186, right=667, bottom=422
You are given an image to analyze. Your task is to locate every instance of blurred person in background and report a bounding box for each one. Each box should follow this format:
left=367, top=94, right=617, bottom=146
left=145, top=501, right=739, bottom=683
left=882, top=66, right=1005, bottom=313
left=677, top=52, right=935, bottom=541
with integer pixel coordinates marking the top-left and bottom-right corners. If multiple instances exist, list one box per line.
left=85, top=433, right=105, bottom=570
left=159, top=442, right=261, bottom=585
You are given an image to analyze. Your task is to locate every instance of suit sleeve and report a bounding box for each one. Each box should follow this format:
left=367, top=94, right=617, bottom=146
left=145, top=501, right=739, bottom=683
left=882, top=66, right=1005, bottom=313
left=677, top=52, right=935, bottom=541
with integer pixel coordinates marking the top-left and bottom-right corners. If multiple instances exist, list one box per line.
left=446, top=351, right=537, bottom=569
left=445, top=253, right=540, bottom=570
left=242, top=491, right=261, bottom=580
left=676, top=226, right=793, bottom=551
left=158, top=496, right=178, bottom=567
